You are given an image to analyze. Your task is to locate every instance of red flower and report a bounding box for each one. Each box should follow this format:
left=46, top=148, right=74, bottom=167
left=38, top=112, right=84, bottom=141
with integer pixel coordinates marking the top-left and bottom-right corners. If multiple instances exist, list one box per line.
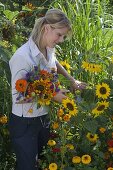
left=52, top=148, right=61, bottom=153
left=49, top=132, right=59, bottom=139
left=107, top=139, right=113, bottom=147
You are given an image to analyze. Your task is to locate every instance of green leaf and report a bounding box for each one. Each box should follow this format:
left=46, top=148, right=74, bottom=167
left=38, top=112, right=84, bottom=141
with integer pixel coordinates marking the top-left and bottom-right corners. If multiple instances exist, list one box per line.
left=83, top=167, right=97, bottom=170
left=83, top=120, right=98, bottom=134
left=3, top=10, right=19, bottom=21
left=81, top=89, right=96, bottom=103
left=64, top=167, right=75, bottom=170
left=0, top=3, right=5, bottom=11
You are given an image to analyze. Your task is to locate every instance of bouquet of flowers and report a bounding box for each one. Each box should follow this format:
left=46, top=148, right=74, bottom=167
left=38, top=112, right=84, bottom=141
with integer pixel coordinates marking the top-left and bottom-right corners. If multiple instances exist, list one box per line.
left=15, top=66, right=60, bottom=106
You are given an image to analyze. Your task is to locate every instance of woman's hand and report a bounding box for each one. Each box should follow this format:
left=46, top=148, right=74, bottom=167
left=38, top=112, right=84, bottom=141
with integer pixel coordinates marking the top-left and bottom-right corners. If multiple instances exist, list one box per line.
left=70, top=78, right=87, bottom=92
left=53, top=89, right=68, bottom=103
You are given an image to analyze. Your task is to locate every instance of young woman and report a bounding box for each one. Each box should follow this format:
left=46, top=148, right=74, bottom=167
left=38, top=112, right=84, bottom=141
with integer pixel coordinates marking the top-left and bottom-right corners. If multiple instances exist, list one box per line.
left=9, top=8, right=86, bottom=170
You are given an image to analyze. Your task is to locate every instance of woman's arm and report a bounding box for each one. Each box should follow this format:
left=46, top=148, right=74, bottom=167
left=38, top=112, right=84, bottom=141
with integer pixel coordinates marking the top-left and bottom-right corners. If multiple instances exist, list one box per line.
left=56, top=61, right=87, bottom=92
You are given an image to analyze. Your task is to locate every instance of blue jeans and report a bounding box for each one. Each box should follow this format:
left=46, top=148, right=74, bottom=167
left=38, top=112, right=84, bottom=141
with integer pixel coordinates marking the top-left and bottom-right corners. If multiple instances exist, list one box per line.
left=8, top=114, right=50, bottom=170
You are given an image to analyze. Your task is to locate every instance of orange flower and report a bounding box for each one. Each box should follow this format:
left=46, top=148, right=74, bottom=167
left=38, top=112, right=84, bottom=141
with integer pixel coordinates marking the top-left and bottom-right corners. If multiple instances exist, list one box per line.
left=15, top=79, right=28, bottom=92
left=57, top=109, right=64, bottom=117
left=63, top=114, right=71, bottom=122
left=52, top=122, right=59, bottom=129
left=39, top=70, right=51, bottom=79
left=40, top=69, right=48, bottom=76
left=99, top=127, right=106, bottom=133
left=108, top=147, right=113, bottom=153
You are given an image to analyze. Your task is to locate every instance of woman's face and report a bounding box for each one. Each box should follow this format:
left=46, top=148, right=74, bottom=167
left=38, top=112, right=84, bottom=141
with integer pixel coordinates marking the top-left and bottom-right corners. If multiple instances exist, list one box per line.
left=43, top=25, right=69, bottom=48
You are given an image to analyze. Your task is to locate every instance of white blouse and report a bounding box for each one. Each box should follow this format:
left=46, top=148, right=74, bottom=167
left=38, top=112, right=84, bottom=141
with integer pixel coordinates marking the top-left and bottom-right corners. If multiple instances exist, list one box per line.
left=9, top=37, right=57, bottom=117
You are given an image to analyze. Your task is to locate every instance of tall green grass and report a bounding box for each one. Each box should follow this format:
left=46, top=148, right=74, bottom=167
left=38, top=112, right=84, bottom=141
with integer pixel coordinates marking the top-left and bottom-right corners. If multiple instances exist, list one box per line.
left=51, top=0, right=113, bottom=81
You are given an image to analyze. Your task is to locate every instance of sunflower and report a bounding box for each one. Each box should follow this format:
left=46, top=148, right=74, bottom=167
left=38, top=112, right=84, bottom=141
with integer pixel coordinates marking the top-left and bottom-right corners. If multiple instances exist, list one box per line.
left=72, top=156, right=81, bottom=163
left=81, top=155, right=91, bottom=164
left=107, top=168, right=113, bottom=170
left=60, top=60, right=71, bottom=73
left=49, top=163, right=58, bottom=170
left=38, top=93, right=52, bottom=105
left=96, top=83, right=111, bottom=99
left=81, top=61, right=89, bottom=71
left=47, top=140, right=56, bottom=146
left=88, top=63, right=95, bottom=73
left=94, top=64, right=102, bottom=73
left=82, top=61, right=102, bottom=73
left=32, top=79, right=50, bottom=94
left=88, top=63, right=102, bottom=73
left=86, top=132, right=98, bottom=142
left=15, top=79, right=28, bottom=92
left=92, top=100, right=109, bottom=117
left=62, top=98, right=78, bottom=116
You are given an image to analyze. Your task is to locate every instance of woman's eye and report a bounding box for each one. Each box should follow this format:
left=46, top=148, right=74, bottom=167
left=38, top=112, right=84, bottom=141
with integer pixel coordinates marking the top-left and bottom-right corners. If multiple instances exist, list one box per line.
left=58, top=33, right=61, bottom=37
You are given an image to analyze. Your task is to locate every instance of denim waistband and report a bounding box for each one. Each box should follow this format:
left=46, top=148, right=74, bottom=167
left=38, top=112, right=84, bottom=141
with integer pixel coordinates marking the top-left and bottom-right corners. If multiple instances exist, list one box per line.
left=10, top=113, right=48, bottom=123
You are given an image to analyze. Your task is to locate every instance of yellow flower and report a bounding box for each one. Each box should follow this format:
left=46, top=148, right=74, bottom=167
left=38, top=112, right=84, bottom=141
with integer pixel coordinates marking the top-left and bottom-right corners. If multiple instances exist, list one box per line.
left=0, top=115, right=8, bottom=124
left=52, top=122, right=59, bottom=129
left=96, top=83, right=111, bottom=99
left=32, top=79, right=50, bottom=94
left=81, top=61, right=101, bottom=73
left=88, top=63, right=102, bottom=73
left=25, top=2, right=36, bottom=10
left=66, top=144, right=74, bottom=150
left=38, top=93, right=52, bottom=105
left=108, top=147, right=113, bottom=153
left=81, top=154, right=91, bottom=164
left=28, top=108, right=33, bottom=114
left=49, top=163, right=57, bottom=170
left=60, top=60, right=71, bottom=73
left=72, top=156, right=81, bottom=163
left=94, top=64, right=102, bottom=73
left=47, top=140, right=56, bottom=146
left=107, top=167, right=113, bottom=170
left=81, top=61, right=89, bottom=71
left=99, top=127, right=106, bottom=133
left=86, top=132, right=98, bottom=142
left=62, top=98, right=78, bottom=116
left=92, top=100, right=109, bottom=117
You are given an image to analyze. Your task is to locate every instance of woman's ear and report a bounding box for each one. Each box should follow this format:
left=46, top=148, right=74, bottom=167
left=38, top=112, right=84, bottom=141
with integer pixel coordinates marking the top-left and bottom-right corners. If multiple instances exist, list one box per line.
left=44, top=24, right=51, bottom=33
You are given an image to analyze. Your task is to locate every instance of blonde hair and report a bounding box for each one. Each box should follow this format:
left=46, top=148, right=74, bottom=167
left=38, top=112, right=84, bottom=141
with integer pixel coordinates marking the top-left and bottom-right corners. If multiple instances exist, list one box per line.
left=31, top=8, right=71, bottom=48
